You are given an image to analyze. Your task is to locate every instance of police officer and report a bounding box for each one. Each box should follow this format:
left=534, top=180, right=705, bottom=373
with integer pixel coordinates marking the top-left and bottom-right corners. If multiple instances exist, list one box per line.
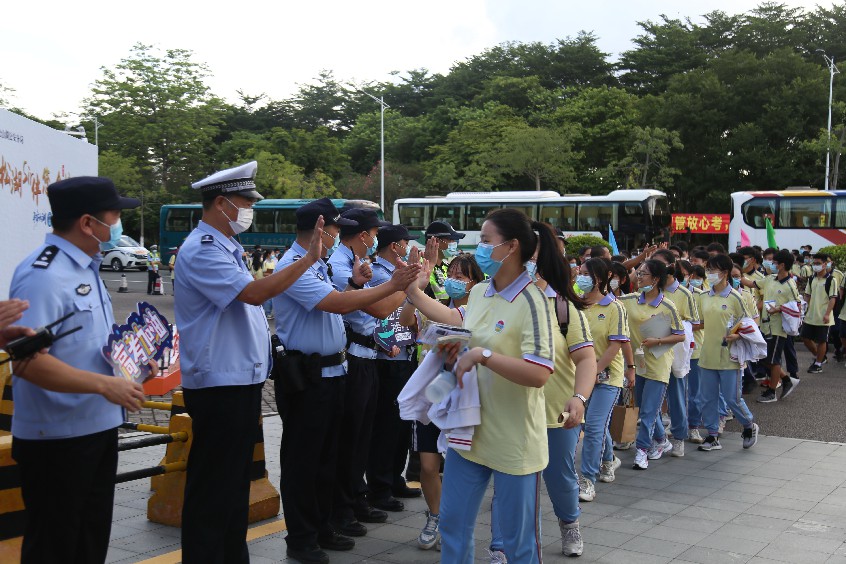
left=175, top=162, right=324, bottom=564
left=366, top=224, right=422, bottom=505
left=423, top=221, right=464, bottom=300
left=8, top=176, right=148, bottom=564
left=147, top=244, right=161, bottom=294
left=272, top=199, right=419, bottom=563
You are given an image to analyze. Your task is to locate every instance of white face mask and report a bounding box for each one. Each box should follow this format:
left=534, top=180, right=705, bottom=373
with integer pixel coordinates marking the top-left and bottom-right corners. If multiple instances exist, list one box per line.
left=222, top=197, right=253, bottom=235
left=706, top=272, right=723, bottom=285
left=609, top=278, right=620, bottom=290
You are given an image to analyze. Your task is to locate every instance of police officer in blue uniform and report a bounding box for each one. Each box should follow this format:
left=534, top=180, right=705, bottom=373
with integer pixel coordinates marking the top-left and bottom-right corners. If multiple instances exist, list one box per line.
left=327, top=208, right=414, bottom=526
left=175, top=162, right=324, bottom=564
left=367, top=224, right=423, bottom=503
left=9, top=176, right=148, bottom=564
left=273, top=199, right=419, bottom=564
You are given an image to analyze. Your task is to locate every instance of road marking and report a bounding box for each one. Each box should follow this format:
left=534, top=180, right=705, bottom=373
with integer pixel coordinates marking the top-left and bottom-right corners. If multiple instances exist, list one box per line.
left=137, top=519, right=287, bottom=563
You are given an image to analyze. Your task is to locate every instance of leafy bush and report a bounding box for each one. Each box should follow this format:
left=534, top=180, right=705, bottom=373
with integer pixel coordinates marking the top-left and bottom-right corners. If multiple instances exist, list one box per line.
left=817, top=245, right=846, bottom=272
left=562, top=234, right=611, bottom=255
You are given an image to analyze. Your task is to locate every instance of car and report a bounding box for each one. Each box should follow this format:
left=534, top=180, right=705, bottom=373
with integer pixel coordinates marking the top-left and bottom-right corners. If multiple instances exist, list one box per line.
left=101, top=235, right=150, bottom=271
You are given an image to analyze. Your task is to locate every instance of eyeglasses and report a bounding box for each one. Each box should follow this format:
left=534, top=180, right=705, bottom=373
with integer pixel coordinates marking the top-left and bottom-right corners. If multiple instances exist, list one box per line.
left=635, top=271, right=651, bottom=278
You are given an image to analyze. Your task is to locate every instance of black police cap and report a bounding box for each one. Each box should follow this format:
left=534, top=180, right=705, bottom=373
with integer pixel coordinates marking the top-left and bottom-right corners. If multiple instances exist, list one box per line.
left=340, top=208, right=391, bottom=237
left=296, top=197, right=357, bottom=230
left=423, top=220, right=465, bottom=241
left=377, top=224, right=412, bottom=249
left=48, top=176, right=140, bottom=220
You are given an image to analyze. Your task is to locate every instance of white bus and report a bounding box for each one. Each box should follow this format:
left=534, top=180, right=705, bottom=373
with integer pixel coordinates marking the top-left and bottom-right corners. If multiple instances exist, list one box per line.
left=728, top=189, right=846, bottom=251
left=393, top=189, right=671, bottom=252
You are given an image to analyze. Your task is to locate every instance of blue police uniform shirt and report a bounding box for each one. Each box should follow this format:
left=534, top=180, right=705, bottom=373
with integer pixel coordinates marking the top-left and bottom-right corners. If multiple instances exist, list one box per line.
left=174, top=221, right=271, bottom=389
left=9, top=234, right=123, bottom=440
left=327, top=243, right=378, bottom=360
left=272, top=242, right=347, bottom=377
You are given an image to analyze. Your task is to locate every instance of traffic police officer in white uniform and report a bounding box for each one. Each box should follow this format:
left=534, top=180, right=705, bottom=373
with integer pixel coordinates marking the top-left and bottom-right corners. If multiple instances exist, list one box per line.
left=175, top=162, right=324, bottom=564
left=9, top=176, right=147, bottom=564
left=273, top=199, right=419, bottom=563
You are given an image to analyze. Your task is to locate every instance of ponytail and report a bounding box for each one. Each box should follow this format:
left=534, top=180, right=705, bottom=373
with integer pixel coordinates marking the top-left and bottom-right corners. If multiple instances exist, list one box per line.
left=532, top=221, right=586, bottom=309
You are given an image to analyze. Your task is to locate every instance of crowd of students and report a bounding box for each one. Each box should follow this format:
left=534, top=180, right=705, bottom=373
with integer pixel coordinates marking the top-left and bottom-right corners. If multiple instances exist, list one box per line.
left=394, top=219, right=839, bottom=563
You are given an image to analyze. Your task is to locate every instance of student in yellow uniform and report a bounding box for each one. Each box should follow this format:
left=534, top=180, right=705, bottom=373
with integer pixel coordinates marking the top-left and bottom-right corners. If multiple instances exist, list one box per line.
left=650, top=249, right=699, bottom=456
left=697, top=254, right=759, bottom=451
left=802, top=253, right=839, bottom=373
left=684, top=266, right=707, bottom=444
left=576, top=258, right=630, bottom=501
left=619, top=260, right=685, bottom=470
left=407, top=210, right=583, bottom=563
left=742, top=249, right=801, bottom=403
left=825, top=256, right=844, bottom=362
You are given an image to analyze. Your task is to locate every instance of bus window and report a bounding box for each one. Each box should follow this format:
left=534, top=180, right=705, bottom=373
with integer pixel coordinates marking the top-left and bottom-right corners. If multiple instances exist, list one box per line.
left=277, top=208, right=298, bottom=233
left=252, top=210, right=277, bottom=233
left=466, top=204, right=501, bottom=230
left=509, top=205, right=537, bottom=221
left=398, top=204, right=428, bottom=230
left=539, top=204, right=576, bottom=230
left=432, top=205, right=463, bottom=230
left=165, top=209, right=194, bottom=232
left=741, top=198, right=776, bottom=228
left=778, top=198, right=831, bottom=228
left=835, top=198, right=846, bottom=228
left=578, top=203, right=614, bottom=231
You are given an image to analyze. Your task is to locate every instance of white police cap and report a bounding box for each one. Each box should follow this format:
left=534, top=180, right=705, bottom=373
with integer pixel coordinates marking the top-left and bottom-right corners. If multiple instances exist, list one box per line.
left=191, top=161, right=264, bottom=200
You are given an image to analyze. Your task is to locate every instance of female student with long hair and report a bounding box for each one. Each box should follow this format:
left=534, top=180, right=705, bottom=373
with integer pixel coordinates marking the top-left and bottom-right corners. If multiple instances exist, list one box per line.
left=576, top=258, right=631, bottom=501
left=406, top=210, right=594, bottom=563
left=609, top=261, right=633, bottom=296
left=397, top=254, right=484, bottom=551
left=619, top=259, right=685, bottom=470
left=697, top=254, right=759, bottom=451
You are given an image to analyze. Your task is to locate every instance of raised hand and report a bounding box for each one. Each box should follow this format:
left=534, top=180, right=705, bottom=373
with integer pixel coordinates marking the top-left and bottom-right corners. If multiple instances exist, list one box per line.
left=424, top=236, right=440, bottom=265
left=0, top=299, right=28, bottom=330
left=306, top=215, right=325, bottom=261
left=390, top=260, right=422, bottom=291
left=352, top=254, right=372, bottom=286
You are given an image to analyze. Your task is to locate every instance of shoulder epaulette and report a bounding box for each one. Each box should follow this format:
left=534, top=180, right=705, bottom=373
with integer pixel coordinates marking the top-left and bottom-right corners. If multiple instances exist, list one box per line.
left=201, top=234, right=214, bottom=244
left=32, top=245, right=59, bottom=269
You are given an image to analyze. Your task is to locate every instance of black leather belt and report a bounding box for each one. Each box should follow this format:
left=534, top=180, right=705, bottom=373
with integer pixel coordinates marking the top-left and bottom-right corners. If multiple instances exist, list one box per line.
left=320, top=350, right=347, bottom=367
left=348, top=330, right=378, bottom=350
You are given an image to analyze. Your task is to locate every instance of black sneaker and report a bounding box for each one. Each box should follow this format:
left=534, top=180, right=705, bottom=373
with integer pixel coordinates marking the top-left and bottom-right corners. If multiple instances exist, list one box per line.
left=698, top=436, right=722, bottom=451
left=332, top=519, right=367, bottom=537
left=808, top=363, right=823, bottom=374
left=286, top=545, right=330, bottom=563
left=370, top=496, right=404, bottom=512
left=354, top=506, right=388, bottom=523
left=757, top=388, right=777, bottom=403
left=317, top=531, right=355, bottom=551
left=781, top=376, right=801, bottom=399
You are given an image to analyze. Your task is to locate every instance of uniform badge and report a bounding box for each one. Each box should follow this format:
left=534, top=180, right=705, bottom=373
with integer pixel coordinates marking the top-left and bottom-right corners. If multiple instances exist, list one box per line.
left=32, top=245, right=59, bottom=269
left=597, top=313, right=606, bottom=320
left=76, top=284, right=92, bottom=296
left=201, top=234, right=214, bottom=244
left=721, top=304, right=728, bottom=310
left=494, top=320, right=505, bottom=333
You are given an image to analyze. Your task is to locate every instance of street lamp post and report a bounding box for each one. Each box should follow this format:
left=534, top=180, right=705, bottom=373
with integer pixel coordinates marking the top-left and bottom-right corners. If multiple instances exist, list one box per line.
left=354, top=88, right=389, bottom=212
left=818, top=51, right=840, bottom=191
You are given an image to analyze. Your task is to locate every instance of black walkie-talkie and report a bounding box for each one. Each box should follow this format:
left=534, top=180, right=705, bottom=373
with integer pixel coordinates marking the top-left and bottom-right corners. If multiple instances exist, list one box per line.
left=0, top=312, right=82, bottom=364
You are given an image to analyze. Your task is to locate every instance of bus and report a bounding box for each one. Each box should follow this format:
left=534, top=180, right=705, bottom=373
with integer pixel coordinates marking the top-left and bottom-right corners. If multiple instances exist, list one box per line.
left=728, top=189, right=846, bottom=251
left=393, top=189, right=671, bottom=252
left=159, top=198, right=382, bottom=257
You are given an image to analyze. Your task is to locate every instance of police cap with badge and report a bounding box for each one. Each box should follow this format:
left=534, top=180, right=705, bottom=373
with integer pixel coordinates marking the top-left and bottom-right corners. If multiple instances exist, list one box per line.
left=296, top=197, right=358, bottom=230
left=48, top=176, right=140, bottom=220
left=424, top=220, right=465, bottom=241
left=339, top=208, right=390, bottom=236
left=377, top=224, right=412, bottom=249
left=192, top=161, right=264, bottom=201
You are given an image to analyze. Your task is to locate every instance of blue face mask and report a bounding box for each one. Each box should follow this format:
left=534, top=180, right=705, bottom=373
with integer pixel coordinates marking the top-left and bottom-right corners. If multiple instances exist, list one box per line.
left=762, top=260, right=774, bottom=272
left=92, top=217, right=123, bottom=251
left=365, top=233, right=378, bottom=256
left=640, top=284, right=654, bottom=293
left=475, top=241, right=510, bottom=277
left=525, top=260, right=537, bottom=281
left=321, top=229, right=340, bottom=256
left=689, top=279, right=703, bottom=288
left=395, top=243, right=411, bottom=262
left=575, top=274, right=594, bottom=293
left=444, top=278, right=468, bottom=299
left=444, top=241, right=459, bottom=258
left=732, top=277, right=742, bottom=289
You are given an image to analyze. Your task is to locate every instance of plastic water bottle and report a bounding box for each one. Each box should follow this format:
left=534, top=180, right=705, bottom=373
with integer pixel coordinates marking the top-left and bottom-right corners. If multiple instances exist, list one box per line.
left=425, top=370, right=457, bottom=403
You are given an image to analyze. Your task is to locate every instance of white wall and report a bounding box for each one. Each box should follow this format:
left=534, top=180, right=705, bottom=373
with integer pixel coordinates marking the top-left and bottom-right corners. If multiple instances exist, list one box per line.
left=0, top=109, right=97, bottom=299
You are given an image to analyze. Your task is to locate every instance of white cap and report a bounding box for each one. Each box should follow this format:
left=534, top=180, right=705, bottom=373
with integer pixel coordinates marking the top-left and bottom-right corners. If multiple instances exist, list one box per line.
left=191, top=161, right=263, bottom=200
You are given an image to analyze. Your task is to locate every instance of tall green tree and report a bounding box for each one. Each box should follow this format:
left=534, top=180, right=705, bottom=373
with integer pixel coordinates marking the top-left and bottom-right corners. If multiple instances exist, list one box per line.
left=494, top=125, right=579, bottom=190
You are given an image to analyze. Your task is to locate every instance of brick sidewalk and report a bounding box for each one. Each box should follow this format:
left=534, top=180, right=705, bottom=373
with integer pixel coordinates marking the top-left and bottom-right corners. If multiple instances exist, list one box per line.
left=108, top=416, right=846, bottom=563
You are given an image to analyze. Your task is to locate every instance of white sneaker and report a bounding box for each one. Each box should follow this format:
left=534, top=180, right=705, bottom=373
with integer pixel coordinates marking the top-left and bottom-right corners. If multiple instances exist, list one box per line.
left=633, top=448, right=649, bottom=470
left=688, top=428, right=705, bottom=444
left=559, top=520, right=583, bottom=557
left=718, top=416, right=726, bottom=435
left=578, top=476, right=596, bottom=502
left=489, top=549, right=508, bottom=563
left=613, top=441, right=633, bottom=451
left=661, top=413, right=671, bottom=427
left=670, top=438, right=685, bottom=457
left=647, top=438, right=673, bottom=460
left=598, top=456, right=621, bottom=483
left=724, top=411, right=734, bottom=421
left=417, top=510, right=440, bottom=550
left=742, top=423, right=759, bottom=449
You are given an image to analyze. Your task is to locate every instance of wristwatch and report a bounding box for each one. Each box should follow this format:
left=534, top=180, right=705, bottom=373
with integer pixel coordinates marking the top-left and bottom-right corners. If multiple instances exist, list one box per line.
left=627, top=364, right=636, bottom=369
left=347, top=277, right=364, bottom=290
left=480, top=349, right=493, bottom=366
left=573, top=393, right=588, bottom=406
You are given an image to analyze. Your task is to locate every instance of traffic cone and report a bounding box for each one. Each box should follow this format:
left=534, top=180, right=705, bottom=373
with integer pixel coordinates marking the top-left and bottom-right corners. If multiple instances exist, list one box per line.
left=118, top=273, right=129, bottom=293
left=153, top=276, right=164, bottom=296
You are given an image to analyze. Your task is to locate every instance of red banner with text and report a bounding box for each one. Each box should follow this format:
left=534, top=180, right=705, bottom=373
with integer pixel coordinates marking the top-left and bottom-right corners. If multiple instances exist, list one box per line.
left=671, top=214, right=730, bottom=234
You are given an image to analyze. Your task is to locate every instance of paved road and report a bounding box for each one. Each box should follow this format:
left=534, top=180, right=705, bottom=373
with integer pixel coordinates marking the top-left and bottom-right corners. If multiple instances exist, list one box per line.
left=102, top=271, right=846, bottom=444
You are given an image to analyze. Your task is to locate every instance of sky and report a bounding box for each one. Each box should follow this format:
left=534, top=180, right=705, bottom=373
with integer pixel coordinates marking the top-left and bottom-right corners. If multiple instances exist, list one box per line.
left=2, top=0, right=826, bottom=122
